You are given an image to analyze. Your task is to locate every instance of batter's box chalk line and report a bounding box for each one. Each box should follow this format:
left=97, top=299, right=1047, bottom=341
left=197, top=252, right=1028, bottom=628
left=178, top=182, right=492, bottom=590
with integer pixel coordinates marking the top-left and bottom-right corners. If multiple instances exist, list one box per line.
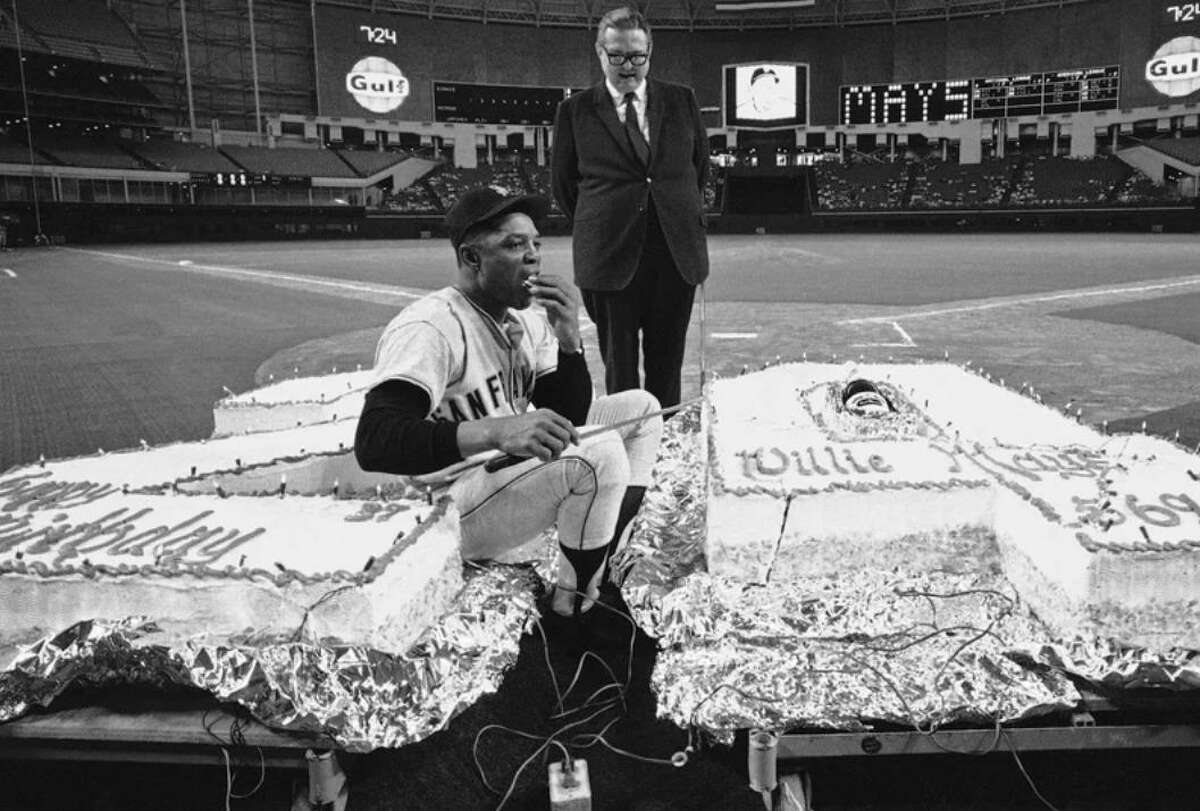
left=850, top=321, right=917, bottom=348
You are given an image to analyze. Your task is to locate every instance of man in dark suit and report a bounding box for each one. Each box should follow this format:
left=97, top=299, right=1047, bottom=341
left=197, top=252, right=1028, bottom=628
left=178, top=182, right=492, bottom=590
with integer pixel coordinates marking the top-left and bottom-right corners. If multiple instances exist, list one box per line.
left=551, top=6, right=710, bottom=409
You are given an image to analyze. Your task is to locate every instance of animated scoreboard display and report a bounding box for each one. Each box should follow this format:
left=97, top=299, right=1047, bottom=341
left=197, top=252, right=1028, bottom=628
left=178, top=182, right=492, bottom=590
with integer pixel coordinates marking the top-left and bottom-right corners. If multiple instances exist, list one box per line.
left=840, top=65, right=1120, bottom=125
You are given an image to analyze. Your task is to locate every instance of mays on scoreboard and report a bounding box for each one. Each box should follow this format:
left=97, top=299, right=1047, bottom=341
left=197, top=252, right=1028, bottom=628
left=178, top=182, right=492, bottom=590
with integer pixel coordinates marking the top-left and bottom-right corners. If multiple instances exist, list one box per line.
left=841, top=81, right=970, bottom=126
left=841, top=66, right=1119, bottom=125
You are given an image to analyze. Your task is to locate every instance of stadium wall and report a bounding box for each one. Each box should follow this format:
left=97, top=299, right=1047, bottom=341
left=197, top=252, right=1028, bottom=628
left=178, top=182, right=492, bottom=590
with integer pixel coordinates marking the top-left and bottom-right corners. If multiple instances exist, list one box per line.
left=311, top=0, right=1187, bottom=127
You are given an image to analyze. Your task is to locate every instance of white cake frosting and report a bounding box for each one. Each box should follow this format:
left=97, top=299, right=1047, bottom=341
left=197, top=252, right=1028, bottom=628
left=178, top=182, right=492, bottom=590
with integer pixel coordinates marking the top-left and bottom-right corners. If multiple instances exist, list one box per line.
left=20, top=419, right=359, bottom=491
left=0, top=374, right=463, bottom=659
left=707, top=362, right=1200, bottom=651
left=212, top=370, right=375, bottom=438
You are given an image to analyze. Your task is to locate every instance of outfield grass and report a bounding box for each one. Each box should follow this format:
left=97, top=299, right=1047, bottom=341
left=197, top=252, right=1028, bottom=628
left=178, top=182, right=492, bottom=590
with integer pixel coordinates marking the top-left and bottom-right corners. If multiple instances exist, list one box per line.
left=0, top=249, right=398, bottom=468
left=81, top=231, right=1200, bottom=305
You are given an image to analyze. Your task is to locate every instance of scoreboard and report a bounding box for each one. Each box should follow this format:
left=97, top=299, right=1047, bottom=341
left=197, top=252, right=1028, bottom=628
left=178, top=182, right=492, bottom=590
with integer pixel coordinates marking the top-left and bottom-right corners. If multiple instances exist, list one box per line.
left=841, top=65, right=1120, bottom=125
left=189, top=173, right=312, bottom=188
left=432, top=82, right=575, bottom=126
left=840, top=81, right=971, bottom=126
left=971, top=67, right=1120, bottom=118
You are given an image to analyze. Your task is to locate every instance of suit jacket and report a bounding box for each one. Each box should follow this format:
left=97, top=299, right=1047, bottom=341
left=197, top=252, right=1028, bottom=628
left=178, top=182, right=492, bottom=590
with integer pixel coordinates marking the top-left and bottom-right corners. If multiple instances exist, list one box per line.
left=552, top=78, right=710, bottom=291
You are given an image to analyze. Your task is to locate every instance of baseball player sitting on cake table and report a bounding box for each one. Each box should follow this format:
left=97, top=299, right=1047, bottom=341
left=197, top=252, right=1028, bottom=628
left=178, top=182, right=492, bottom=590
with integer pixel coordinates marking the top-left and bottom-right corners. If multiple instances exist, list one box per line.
left=356, top=187, right=662, bottom=645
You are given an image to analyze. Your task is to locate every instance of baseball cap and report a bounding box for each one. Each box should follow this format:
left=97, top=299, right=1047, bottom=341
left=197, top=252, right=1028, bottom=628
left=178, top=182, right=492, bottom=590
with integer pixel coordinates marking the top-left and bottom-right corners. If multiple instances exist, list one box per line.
left=444, top=187, right=551, bottom=248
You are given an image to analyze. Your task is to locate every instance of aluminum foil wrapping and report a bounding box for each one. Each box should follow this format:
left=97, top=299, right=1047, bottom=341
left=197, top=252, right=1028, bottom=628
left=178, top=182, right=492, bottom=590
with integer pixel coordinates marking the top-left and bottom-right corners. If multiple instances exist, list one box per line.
left=0, top=563, right=539, bottom=752
left=618, top=405, right=1200, bottom=744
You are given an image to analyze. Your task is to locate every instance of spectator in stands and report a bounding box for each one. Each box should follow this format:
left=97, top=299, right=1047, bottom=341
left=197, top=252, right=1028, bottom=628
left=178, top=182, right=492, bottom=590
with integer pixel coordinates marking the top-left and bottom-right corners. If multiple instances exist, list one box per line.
left=0, top=219, right=7, bottom=251
left=551, top=6, right=709, bottom=410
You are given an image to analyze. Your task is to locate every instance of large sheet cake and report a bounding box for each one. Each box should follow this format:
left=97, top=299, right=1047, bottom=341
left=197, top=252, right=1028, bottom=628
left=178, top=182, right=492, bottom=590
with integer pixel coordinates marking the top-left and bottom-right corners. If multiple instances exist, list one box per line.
left=0, top=373, right=463, bottom=659
left=706, top=362, right=1200, bottom=651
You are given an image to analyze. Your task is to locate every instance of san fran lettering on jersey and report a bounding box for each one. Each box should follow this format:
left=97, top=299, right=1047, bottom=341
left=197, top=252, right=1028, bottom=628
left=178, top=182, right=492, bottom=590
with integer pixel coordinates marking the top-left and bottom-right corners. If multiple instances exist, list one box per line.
left=432, top=363, right=536, bottom=422
left=373, top=287, right=558, bottom=422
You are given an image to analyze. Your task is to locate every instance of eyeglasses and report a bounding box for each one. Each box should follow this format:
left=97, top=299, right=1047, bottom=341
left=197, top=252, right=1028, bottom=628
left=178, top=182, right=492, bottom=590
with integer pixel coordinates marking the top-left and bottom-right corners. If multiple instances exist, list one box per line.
left=604, top=51, right=649, bottom=67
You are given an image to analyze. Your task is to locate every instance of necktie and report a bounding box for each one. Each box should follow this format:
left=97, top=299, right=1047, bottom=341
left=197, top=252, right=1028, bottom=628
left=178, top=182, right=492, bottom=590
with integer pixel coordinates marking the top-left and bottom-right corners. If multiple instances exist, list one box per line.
left=623, top=92, right=650, bottom=168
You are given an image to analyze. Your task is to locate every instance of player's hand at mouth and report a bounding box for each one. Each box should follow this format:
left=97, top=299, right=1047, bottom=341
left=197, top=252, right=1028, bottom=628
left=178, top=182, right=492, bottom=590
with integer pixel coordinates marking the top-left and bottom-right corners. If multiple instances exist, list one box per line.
left=526, top=273, right=583, bottom=353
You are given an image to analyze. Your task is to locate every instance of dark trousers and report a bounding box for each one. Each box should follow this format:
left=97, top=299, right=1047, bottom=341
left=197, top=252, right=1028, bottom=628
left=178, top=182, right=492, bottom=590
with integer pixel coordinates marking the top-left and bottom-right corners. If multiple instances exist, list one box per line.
left=581, top=207, right=696, bottom=409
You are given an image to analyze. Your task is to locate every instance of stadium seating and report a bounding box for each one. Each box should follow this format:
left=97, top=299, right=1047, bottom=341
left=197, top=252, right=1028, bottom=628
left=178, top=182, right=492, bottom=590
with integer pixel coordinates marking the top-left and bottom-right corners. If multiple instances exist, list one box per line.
left=131, top=139, right=242, bottom=174
left=0, top=136, right=35, bottom=165
left=34, top=136, right=146, bottom=170
left=334, top=148, right=409, bottom=176
left=383, top=181, right=442, bottom=214
left=814, top=161, right=907, bottom=210
left=909, top=160, right=1011, bottom=209
left=703, top=170, right=720, bottom=213
left=522, top=159, right=559, bottom=212
left=1011, top=156, right=1132, bottom=207
left=425, top=163, right=528, bottom=210
left=1112, top=170, right=1184, bottom=205
left=1143, top=137, right=1200, bottom=167
left=220, top=145, right=360, bottom=179
left=5, top=0, right=156, bottom=69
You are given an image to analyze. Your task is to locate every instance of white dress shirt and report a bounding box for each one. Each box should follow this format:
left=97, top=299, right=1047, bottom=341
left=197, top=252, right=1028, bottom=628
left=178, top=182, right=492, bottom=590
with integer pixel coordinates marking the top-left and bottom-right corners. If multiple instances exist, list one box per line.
left=605, top=78, right=650, bottom=143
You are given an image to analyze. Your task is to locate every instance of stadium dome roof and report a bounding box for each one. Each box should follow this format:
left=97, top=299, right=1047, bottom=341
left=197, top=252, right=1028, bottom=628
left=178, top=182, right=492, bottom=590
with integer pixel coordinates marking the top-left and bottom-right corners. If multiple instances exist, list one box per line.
left=325, top=0, right=1100, bottom=30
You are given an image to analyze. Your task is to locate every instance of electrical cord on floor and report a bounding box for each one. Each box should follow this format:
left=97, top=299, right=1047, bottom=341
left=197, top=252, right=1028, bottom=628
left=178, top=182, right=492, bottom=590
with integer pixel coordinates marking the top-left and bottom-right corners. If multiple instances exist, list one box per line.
left=473, top=585, right=690, bottom=809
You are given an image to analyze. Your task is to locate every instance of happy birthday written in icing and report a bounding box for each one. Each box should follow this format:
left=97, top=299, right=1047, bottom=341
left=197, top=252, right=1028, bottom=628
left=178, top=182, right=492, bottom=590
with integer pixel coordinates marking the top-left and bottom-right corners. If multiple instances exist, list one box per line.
left=735, top=447, right=893, bottom=479
left=0, top=508, right=266, bottom=568
left=0, top=474, right=264, bottom=567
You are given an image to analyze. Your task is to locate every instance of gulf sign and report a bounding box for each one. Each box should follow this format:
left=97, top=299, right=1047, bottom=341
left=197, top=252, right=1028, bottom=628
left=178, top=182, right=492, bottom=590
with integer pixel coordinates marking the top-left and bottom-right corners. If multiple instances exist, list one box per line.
left=346, top=56, right=410, bottom=113
left=1145, top=36, right=1200, bottom=97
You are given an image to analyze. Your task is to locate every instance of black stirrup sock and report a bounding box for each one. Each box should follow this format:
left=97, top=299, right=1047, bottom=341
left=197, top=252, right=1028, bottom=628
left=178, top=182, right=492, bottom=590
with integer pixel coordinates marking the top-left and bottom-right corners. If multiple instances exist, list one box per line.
left=604, top=485, right=647, bottom=567
left=559, top=545, right=608, bottom=606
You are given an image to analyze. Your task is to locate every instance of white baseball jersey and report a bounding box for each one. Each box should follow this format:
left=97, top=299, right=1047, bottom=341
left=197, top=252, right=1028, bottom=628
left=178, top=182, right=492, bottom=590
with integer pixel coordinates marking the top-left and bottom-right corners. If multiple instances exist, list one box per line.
left=371, top=287, right=560, bottom=481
